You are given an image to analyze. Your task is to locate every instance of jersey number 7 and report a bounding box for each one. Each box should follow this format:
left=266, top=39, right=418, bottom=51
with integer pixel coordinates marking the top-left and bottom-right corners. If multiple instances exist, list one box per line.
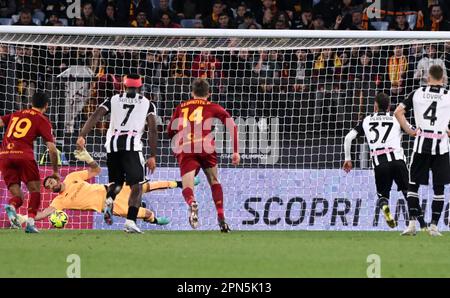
left=121, top=104, right=135, bottom=126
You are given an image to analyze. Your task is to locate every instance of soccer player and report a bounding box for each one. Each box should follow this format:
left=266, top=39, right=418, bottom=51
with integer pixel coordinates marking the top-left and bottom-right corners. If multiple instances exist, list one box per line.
left=0, top=92, right=60, bottom=233
left=343, top=92, right=421, bottom=229
left=395, top=64, right=450, bottom=236
left=167, top=79, right=240, bottom=232
left=77, top=74, right=157, bottom=234
left=17, top=149, right=199, bottom=225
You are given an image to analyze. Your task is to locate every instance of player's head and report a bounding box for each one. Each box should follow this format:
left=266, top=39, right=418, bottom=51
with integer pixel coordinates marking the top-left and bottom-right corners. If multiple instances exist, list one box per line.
left=428, top=64, right=444, bottom=85
left=43, top=176, right=63, bottom=193
left=123, top=74, right=142, bottom=97
left=191, top=79, right=210, bottom=99
left=374, top=92, right=390, bottom=112
left=32, top=92, right=50, bottom=112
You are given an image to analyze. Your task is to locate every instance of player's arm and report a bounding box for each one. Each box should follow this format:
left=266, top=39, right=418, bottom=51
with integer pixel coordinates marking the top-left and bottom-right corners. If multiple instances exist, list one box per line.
left=342, top=122, right=363, bottom=173
left=46, top=142, right=60, bottom=178
left=39, top=118, right=60, bottom=178
left=216, top=106, right=240, bottom=165
left=146, top=102, right=158, bottom=174
left=394, top=92, right=416, bottom=137
left=77, top=99, right=110, bottom=149
left=74, top=149, right=101, bottom=179
left=34, top=206, right=56, bottom=221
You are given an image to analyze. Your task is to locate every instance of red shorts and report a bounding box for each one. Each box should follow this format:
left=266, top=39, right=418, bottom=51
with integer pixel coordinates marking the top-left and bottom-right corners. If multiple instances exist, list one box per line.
left=0, top=158, right=40, bottom=187
left=177, top=153, right=217, bottom=177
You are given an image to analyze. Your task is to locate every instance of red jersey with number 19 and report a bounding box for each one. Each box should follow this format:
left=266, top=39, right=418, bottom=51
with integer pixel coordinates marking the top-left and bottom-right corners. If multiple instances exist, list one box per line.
left=0, top=108, right=54, bottom=160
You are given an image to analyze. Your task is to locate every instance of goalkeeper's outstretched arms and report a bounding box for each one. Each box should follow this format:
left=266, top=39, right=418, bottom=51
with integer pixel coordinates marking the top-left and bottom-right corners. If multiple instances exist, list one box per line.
left=342, top=129, right=358, bottom=173
left=74, top=148, right=102, bottom=179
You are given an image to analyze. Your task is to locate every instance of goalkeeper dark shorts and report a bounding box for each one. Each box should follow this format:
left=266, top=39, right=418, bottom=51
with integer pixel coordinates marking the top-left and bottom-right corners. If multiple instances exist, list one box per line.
left=374, top=159, right=409, bottom=197
left=409, top=152, right=450, bottom=186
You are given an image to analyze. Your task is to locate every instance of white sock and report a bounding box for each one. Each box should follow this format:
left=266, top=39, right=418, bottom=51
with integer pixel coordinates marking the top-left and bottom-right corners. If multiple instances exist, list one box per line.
left=27, top=217, right=35, bottom=226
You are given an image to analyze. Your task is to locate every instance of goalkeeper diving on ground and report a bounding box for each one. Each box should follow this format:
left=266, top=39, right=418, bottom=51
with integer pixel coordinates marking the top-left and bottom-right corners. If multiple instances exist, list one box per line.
left=10, top=148, right=199, bottom=227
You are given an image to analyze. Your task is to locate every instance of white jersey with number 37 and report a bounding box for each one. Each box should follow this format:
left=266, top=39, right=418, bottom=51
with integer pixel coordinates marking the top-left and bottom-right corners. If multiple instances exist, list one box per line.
left=354, top=112, right=405, bottom=166
left=401, top=86, right=450, bottom=155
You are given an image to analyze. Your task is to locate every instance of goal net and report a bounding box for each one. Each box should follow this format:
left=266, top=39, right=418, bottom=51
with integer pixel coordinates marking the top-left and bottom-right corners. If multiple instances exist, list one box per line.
left=0, top=27, right=449, bottom=231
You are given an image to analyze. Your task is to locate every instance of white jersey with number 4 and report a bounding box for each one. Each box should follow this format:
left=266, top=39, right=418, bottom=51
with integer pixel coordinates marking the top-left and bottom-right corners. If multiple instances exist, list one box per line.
left=401, top=85, right=450, bottom=155
left=353, top=112, right=405, bottom=166
left=100, top=93, right=157, bottom=153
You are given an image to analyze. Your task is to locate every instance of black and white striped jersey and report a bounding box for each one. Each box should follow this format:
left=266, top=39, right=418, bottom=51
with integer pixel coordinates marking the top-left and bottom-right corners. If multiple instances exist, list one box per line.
left=401, top=85, right=450, bottom=155
left=354, top=112, right=405, bottom=167
left=100, top=93, right=157, bottom=153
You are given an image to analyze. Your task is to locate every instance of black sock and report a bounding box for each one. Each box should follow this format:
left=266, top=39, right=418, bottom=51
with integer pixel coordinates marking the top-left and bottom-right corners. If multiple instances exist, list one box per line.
left=431, top=185, right=445, bottom=226
left=431, top=199, right=444, bottom=226
left=403, top=190, right=426, bottom=228
left=176, top=181, right=182, bottom=188
left=127, top=206, right=139, bottom=222
left=107, top=183, right=122, bottom=201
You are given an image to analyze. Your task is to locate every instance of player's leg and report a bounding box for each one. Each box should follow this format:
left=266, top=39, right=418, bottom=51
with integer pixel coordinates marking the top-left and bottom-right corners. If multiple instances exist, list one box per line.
left=1, top=159, right=24, bottom=228
left=373, top=162, right=396, bottom=228
left=393, top=160, right=426, bottom=229
left=122, top=151, right=146, bottom=233
left=141, top=209, right=170, bottom=225
left=21, top=159, right=42, bottom=233
left=182, top=169, right=199, bottom=229
left=403, top=153, right=429, bottom=236
left=178, top=154, right=201, bottom=229
left=203, top=165, right=230, bottom=233
left=428, top=154, right=450, bottom=236
left=104, top=152, right=125, bottom=225
left=5, top=184, right=24, bottom=229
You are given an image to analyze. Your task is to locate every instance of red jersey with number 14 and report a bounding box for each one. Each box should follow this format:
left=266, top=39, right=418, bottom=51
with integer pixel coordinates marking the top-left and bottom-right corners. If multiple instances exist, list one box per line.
left=168, top=98, right=238, bottom=156
left=0, top=108, right=54, bottom=160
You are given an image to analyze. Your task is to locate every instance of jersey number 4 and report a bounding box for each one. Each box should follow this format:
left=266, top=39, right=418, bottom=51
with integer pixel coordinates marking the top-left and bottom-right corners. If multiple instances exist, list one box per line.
left=7, top=117, right=32, bottom=138
left=181, top=107, right=204, bottom=127
left=369, top=122, right=393, bottom=144
left=423, top=102, right=437, bottom=126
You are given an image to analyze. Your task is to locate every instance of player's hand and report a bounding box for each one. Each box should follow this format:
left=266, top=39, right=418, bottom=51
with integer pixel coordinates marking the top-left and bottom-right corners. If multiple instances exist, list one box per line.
left=74, top=148, right=94, bottom=163
left=343, top=160, right=353, bottom=173
left=232, top=153, right=240, bottom=166
left=147, top=156, right=156, bottom=174
left=408, top=127, right=419, bottom=137
left=76, top=136, right=86, bottom=149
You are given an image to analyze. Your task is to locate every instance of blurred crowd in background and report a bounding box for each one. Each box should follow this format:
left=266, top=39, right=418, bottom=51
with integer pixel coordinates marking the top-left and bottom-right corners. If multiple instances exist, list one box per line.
left=0, top=0, right=449, bottom=31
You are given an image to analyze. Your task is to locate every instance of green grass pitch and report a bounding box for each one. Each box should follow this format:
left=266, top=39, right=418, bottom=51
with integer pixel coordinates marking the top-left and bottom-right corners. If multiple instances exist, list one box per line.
left=1, top=230, right=449, bottom=278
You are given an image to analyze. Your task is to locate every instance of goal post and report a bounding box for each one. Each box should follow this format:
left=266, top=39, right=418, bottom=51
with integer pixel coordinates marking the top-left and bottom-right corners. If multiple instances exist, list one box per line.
left=0, top=26, right=449, bottom=231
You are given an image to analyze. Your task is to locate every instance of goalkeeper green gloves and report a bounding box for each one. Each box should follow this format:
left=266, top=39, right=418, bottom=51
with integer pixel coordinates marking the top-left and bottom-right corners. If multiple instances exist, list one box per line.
left=74, top=149, right=94, bottom=164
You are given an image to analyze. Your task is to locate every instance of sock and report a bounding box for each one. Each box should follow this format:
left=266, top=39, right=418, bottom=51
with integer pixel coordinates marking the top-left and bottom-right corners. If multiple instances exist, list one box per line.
left=377, top=194, right=389, bottom=209
left=107, top=183, right=121, bottom=201
left=211, top=183, right=225, bottom=221
left=403, top=190, right=426, bottom=228
left=431, top=185, right=445, bottom=226
left=182, top=187, right=195, bottom=206
left=127, top=206, right=139, bottom=222
left=8, top=196, right=23, bottom=209
left=27, top=192, right=41, bottom=218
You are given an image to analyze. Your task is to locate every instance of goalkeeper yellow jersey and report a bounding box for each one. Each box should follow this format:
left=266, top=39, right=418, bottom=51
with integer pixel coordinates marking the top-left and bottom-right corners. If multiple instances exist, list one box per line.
left=50, top=170, right=106, bottom=213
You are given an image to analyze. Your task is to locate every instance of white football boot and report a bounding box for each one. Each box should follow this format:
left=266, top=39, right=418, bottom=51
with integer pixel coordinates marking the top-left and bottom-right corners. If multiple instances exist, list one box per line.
left=401, top=221, right=417, bottom=236
left=124, top=219, right=143, bottom=234
left=427, top=224, right=442, bottom=237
